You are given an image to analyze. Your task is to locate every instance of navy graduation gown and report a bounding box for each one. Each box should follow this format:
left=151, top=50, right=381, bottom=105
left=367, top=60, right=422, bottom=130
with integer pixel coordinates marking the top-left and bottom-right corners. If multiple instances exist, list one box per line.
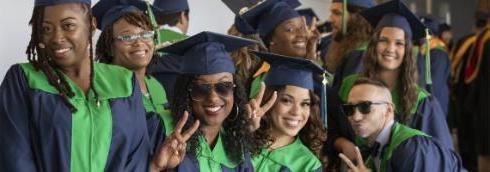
left=0, top=64, right=150, bottom=171
left=387, top=136, right=462, bottom=172
left=148, top=53, right=182, bottom=106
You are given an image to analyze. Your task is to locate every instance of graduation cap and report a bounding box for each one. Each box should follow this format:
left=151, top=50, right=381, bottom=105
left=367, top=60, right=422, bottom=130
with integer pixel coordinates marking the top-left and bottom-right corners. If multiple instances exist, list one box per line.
left=234, top=15, right=256, bottom=35
left=297, top=8, right=318, bottom=26
left=420, top=16, right=440, bottom=35
left=251, top=51, right=324, bottom=90
left=360, top=0, right=426, bottom=40
left=92, top=0, right=153, bottom=30
left=153, top=0, right=189, bottom=14
left=237, top=0, right=302, bottom=39
left=332, top=0, right=376, bottom=8
left=162, top=31, right=258, bottom=75
left=35, top=0, right=90, bottom=6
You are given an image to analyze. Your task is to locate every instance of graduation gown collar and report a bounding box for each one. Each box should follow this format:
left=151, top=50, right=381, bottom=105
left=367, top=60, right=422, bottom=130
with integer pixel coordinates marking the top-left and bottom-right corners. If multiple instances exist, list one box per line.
left=198, top=129, right=240, bottom=168
left=20, top=63, right=133, bottom=100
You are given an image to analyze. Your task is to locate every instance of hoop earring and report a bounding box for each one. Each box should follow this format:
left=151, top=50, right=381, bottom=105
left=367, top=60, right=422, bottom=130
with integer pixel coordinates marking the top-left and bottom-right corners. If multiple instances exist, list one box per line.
left=228, top=104, right=240, bottom=121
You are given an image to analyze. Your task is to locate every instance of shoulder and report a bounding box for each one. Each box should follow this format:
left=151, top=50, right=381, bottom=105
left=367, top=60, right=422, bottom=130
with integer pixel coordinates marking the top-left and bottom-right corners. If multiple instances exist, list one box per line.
left=339, top=74, right=359, bottom=102
left=271, top=139, right=322, bottom=171
left=92, top=63, right=135, bottom=99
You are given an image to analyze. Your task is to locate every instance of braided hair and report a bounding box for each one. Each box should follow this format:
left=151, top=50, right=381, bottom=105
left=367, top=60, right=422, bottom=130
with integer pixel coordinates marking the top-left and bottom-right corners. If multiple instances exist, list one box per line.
left=26, top=3, right=99, bottom=112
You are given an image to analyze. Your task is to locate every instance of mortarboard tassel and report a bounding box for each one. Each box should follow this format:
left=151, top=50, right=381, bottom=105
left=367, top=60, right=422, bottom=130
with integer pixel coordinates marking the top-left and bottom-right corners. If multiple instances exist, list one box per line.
left=424, top=28, right=433, bottom=93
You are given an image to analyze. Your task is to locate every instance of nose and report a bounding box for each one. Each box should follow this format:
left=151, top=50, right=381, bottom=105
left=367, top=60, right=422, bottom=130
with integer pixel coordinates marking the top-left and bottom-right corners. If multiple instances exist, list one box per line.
left=289, top=103, right=302, bottom=116
left=205, top=87, right=221, bottom=102
left=385, top=42, right=396, bottom=53
left=51, top=28, right=66, bottom=44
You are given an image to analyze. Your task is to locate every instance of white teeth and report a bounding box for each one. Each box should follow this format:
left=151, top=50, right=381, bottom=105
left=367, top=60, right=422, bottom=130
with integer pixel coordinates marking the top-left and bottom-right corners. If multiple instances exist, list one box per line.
left=132, top=50, right=146, bottom=56
left=284, top=119, right=300, bottom=127
left=205, top=106, right=221, bottom=112
left=55, top=48, right=70, bottom=54
left=294, top=42, right=306, bottom=47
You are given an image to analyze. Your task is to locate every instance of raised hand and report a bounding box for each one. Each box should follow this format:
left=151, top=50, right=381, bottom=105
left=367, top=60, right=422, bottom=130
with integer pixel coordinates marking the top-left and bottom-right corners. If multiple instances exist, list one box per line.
left=305, top=16, right=320, bottom=62
left=339, top=146, right=372, bottom=172
left=247, top=82, right=277, bottom=131
left=151, top=111, right=200, bottom=172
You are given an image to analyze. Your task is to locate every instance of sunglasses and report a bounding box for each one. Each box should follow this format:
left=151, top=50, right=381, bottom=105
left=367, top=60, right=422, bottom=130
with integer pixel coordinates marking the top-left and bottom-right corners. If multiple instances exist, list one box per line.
left=188, top=81, right=236, bottom=101
left=115, top=31, right=155, bottom=44
left=341, top=101, right=390, bottom=117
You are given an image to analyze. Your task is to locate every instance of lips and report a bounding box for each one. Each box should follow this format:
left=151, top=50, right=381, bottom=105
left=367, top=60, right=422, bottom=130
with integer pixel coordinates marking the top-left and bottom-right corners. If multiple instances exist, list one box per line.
left=282, top=117, right=303, bottom=128
left=130, top=49, right=148, bottom=58
left=203, top=104, right=224, bottom=115
left=292, top=41, right=306, bottom=49
left=52, top=47, right=72, bottom=59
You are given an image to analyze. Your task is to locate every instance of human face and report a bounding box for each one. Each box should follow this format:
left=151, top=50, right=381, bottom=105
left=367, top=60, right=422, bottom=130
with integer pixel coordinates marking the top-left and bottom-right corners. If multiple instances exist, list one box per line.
left=347, top=84, right=392, bottom=141
left=191, top=72, right=235, bottom=127
left=329, top=2, right=343, bottom=33
left=111, top=18, right=154, bottom=71
left=269, top=86, right=311, bottom=139
left=41, top=3, right=92, bottom=68
left=375, top=27, right=406, bottom=71
left=269, top=16, right=308, bottom=57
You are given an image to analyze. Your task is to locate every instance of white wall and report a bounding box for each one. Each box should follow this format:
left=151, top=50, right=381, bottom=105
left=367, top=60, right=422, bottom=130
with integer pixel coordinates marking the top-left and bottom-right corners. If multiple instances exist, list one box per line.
left=0, top=0, right=330, bottom=80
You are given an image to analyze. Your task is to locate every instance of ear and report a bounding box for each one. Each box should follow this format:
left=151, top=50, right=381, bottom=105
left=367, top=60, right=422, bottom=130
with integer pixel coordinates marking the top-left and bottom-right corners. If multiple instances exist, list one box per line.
left=90, top=16, right=97, bottom=34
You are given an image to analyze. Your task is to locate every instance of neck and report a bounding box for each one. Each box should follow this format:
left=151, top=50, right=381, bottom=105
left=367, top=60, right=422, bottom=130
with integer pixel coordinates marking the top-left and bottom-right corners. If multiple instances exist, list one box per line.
left=378, top=70, right=400, bottom=90
left=58, top=54, right=92, bottom=93
left=269, top=131, right=295, bottom=150
left=134, top=68, right=147, bottom=94
left=201, top=125, right=221, bottom=148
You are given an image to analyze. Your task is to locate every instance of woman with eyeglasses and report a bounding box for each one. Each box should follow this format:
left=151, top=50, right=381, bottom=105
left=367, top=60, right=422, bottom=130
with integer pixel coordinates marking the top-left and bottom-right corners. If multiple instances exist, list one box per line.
left=92, top=0, right=174, bottom=152
left=334, top=0, right=453, bottom=162
left=149, top=31, right=276, bottom=171
left=0, top=0, right=153, bottom=170
left=249, top=52, right=327, bottom=172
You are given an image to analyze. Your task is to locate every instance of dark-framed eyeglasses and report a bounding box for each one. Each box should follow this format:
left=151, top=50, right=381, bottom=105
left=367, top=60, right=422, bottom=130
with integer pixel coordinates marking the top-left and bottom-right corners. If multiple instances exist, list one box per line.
left=115, top=31, right=155, bottom=44
left=188, top=81, right=236, bottom=101
left=341, top=101, right=391, bottom=117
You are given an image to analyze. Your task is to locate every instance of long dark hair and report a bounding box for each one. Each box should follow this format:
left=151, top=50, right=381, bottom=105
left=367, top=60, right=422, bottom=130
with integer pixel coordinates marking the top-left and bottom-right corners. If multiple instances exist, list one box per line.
left=361, top=28, right=418, bottom=123
left=171, top=73, right=262, bottom=163
left=26, top=3, right=98, bottom=112
left=253, top=86, right=328, bottom=166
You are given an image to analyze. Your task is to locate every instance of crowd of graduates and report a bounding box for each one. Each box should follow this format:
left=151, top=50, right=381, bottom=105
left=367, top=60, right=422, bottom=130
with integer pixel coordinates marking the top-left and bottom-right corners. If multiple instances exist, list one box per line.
left=0, top=0, right=487, bottom=171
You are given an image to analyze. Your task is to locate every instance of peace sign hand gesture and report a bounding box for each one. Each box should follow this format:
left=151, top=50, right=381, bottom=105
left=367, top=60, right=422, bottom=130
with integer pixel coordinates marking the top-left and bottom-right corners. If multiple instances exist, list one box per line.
left=339, top=147, right=372, bottom=172
left=247, top=82, right=277, bottom=131
left=150, top=111, right=200, bottom=172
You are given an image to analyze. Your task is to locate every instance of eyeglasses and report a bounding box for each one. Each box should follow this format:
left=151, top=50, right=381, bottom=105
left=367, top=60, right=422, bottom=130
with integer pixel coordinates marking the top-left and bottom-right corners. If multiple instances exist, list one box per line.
left=115, top=31, right=155, bottom=44
left=341, top=101, right=390, bottom=117
left=188, top=82, right=236, bottom=101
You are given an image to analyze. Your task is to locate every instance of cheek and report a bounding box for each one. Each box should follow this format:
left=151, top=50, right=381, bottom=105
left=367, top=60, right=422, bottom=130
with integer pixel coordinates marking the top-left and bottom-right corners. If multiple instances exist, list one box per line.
left=396, top=47, right=405, bottom=58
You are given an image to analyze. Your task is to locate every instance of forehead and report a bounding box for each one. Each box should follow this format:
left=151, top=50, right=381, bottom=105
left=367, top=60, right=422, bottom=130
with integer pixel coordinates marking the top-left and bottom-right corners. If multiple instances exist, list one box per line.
left=281, top=85, right=310, bottom=99
left=195, top=72, right=233, bottom=83
left=379, top=27, right=406, bottom=40
left=43, top=3, right=87, bottom=22
left=348, top=84, right=385, bottom=103
left=112, top=18, right=145, bottom=34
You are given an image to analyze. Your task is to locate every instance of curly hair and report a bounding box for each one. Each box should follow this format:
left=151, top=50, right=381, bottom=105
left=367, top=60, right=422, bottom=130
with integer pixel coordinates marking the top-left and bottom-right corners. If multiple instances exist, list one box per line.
left=170, top=74, right=263, bottom=163
left=361, top=28, right=418, bottom=123
left=227, top=25, right=264, bottom=95
left=95, top=10, right=155, bottom=66
left=324, top=7, right=372, bottom=72
left=253, top=86, right=328, bottom=166
left=26, top=3, right=98, bottom=112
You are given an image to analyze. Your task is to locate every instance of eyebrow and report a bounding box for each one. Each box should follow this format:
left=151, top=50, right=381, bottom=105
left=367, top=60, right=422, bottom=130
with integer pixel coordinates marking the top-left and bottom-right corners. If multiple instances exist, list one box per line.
left=379, top=36, right=405, bottom=42
left=43, top=17, right=77, bottom=24
left=195, top=75, right=233, bottom=83
left=279, top=93, right=311, bottom=102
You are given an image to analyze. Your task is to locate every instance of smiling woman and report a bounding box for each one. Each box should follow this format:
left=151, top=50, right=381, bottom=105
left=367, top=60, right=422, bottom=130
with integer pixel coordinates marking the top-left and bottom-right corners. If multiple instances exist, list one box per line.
left=92, top=0, right=174, bottom=153
left=0, top=0, right=152, bottom=171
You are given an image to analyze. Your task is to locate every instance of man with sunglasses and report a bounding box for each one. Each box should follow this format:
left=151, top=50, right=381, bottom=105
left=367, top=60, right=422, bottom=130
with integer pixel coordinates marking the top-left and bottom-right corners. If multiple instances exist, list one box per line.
left=339, top=77, right=462, bottom=172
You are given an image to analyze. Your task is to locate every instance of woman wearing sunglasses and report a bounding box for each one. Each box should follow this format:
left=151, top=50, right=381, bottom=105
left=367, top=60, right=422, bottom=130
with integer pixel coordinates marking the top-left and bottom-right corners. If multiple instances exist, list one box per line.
left=92, top=0, right=174, bottom=152
left=334, top=0, right=453, bottom=162
left=0, top=0, right=153, bottom=171
left=150, top=31, right=270, bottom=171
left=248, top=51, right=327, bottom=172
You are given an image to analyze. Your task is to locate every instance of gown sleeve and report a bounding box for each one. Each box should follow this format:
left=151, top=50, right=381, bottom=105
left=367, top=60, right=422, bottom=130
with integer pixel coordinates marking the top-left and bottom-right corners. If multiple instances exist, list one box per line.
left=387, top=136, right=463, bottom=172
left=0, top=64, right=38, bottom=171
left=412, top=96, right=454, bottom=149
